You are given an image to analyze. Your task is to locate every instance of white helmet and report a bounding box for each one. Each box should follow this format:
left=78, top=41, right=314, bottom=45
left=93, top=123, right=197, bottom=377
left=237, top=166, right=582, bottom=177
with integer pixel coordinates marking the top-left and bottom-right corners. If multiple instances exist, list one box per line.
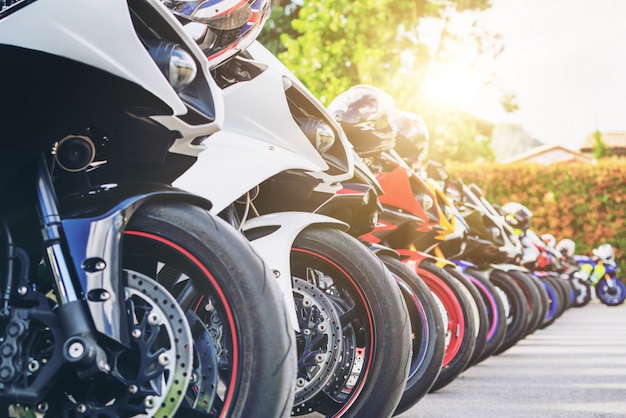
left=556, top=239, right=576, bottom=257
left=593, top=243, right=616, bottom=265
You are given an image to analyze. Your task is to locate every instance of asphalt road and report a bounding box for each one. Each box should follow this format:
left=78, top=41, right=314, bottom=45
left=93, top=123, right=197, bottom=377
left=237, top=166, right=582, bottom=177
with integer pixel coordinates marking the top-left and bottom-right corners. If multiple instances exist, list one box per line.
left=397, top=299, right=626, bottom=418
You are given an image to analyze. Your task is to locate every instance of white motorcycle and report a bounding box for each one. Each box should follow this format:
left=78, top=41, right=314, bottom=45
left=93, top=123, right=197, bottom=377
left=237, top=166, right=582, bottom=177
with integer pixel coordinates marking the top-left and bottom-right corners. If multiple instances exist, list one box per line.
left=0, top=1, right=296, bottom=417
left=170, top=25, right=412, bottom=416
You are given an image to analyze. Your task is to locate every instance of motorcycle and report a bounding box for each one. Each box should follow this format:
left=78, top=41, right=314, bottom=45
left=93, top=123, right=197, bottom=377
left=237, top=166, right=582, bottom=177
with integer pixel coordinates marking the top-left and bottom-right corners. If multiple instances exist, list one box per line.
left=0, top=1, right=297, bottom=417
left=170, top=38, right=412, bottom=417
left=326, top=88, right=479, bottom=394
left=555, top=238, right=593, bottom=307
left=574, top=243, right=626, bottom=306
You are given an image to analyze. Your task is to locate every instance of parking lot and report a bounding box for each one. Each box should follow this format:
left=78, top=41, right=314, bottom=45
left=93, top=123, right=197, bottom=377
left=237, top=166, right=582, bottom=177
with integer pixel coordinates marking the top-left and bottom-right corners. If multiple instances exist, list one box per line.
left=398, top=299, right=626, bottom=418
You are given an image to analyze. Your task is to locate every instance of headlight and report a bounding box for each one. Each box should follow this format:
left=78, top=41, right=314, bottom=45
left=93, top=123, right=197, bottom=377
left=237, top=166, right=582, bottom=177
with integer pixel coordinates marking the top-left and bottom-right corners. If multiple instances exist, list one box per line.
left=149, top=41, right=198, bottom=92
left=414, top=193, right=434, bottom=211
left=314, top=121, right=336, bottom=153
left=298, top=117, right=336, bottom=154
left=168, top=46, right=197, bottom=91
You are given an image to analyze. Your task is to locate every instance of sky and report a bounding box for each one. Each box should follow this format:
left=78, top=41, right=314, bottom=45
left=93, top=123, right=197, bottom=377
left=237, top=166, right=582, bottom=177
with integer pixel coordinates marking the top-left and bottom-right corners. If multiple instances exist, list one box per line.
left=466, top=0, right=626, bottom=150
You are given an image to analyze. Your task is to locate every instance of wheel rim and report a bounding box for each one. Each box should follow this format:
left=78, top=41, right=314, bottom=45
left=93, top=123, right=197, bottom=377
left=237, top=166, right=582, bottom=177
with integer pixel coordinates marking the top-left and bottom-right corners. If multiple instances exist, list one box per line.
left=395, top=276, right=430, bottom=379
left=123, top=230, right=240, bottom=417
left=418, top=270, right=465, bottom=367
left=597, top=278, right=626, bottom=305
left=467, top=276, right=498, bottom=342
left=290, top=248, right=375, bottom=417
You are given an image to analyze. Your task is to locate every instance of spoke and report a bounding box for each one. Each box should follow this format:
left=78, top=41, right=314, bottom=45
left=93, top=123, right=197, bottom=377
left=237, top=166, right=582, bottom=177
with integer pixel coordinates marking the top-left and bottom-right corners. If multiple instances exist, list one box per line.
left=338, top=305, right=359, bottom=329
left=176, top=281, right=202, bottom=312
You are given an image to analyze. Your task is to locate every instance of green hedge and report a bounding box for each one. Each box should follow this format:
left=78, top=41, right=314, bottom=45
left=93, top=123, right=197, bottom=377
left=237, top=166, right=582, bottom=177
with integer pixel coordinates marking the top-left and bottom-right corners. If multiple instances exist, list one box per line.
left=446, top=157, right=626, bottom=274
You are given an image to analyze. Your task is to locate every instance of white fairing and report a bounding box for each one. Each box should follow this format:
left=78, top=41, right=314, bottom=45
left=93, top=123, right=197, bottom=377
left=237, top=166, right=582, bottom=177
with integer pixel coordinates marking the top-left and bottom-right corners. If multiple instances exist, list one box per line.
left=0, top=0, right=188, bottom=115
left=174, top=42, right=336, bottom=212
left=173, top=130, right=327, bottom=213
left=241, top=212, right=348, bottom=330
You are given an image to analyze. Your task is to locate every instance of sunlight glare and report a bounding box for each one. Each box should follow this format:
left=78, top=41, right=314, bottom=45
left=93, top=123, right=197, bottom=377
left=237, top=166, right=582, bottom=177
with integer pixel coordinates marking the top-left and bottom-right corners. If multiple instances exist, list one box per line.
left=422, top=61, right=502, bottom=121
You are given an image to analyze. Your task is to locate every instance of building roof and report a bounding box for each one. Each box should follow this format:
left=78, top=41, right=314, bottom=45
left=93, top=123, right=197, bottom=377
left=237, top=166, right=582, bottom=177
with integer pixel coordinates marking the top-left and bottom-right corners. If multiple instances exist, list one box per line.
left=580, top=131, right=626, bottom=151
left=501, top=144, right=594, bottom=165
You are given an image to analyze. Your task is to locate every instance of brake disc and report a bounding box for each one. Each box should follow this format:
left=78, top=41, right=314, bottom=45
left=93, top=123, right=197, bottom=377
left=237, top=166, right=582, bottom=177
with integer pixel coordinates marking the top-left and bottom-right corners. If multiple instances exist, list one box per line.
left=291, top=276, right=343, bottom=414
left=58, top=270, right=194, bottom=418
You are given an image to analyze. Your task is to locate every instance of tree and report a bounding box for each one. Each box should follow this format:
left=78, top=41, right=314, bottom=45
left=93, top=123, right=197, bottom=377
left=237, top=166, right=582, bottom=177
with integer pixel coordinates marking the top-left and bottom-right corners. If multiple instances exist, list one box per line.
left=258, top=0, right=511, bottom=163
left=592, top=130, right=611, bottom=159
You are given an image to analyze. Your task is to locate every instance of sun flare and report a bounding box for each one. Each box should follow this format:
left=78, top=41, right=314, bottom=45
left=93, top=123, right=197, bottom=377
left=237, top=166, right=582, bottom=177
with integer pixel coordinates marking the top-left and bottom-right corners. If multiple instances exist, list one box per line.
left=421, top=61, right=502, bottom=121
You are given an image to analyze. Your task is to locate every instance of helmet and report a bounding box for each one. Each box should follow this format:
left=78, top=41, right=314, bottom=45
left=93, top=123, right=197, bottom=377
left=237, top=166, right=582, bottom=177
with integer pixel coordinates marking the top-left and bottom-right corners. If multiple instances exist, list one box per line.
left=327, top=85, right=396, bottom=157
left=501, top=202, right=532, bottom=232
left=165, top=0, right=272, bottom=68
left=593, top=243, right=616, bottom=265
left=389, top=109, right=429, bottom=169
left=556, top=238, right=576, bottom=257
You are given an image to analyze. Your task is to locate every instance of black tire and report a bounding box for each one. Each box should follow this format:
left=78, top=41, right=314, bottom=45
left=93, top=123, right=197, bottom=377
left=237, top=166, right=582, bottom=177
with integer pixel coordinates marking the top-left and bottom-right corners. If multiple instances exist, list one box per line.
left=290, top=227, right=411, bottom=418
left=444, top=265, right=489, bottom=370
left=419, top=260, right=477, bottom=393
left=463, top=267, right=507, bottom=364
left=124, top=202, right=297, bottom=418
left=377, top=255, right=445, bottom=416
left=543, top=275, right=569, bottom=322
left=596, top=276, right=626, bottom=306
left=490, top=270, right=529, bottom=355
left=536, top=274, right=562, bottom=329
left=554, top=275, right=575, bottom=311
left=506, top=269, right=545, bottom=337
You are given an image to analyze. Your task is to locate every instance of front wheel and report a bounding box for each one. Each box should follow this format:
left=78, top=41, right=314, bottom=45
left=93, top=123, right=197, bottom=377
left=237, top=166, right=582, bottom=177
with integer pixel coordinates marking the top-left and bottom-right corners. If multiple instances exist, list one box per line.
left=377, top=255, right=445, bottom=416
left=124, top=202, right=297, bottom=418
left=597, top=277, right=626, bottom=306
left=290, top=227, right=411, bottom=418
left=570, top=276, right=592, bottom=307
left=417, top=260, right=476, bottom=393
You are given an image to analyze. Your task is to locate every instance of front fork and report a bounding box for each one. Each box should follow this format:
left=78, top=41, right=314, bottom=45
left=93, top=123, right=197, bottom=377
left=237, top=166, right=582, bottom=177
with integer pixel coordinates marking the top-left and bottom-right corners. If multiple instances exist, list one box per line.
left=35, top=157, right=113, bottom=376
left=32, top=157, right=212, bottom=375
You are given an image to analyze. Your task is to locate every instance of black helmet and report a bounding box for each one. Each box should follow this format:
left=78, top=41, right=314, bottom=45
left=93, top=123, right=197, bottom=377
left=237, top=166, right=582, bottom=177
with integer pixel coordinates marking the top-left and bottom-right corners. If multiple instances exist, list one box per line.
left=501, top=202, right=532, bottom=232
left=327, top=85, right=396, bottom=157
left=389, top=109, right=429, bottom=169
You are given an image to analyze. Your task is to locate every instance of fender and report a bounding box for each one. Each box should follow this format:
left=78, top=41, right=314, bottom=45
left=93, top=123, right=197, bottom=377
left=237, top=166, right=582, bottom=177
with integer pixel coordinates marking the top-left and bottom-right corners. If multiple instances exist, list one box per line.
left=60, top=182, right=212, bottom=346
left=241, top=212, right=348, bottom=330
left=452, top=259, right=480, bottom=272
left=365, top=243, right=400, bottom=260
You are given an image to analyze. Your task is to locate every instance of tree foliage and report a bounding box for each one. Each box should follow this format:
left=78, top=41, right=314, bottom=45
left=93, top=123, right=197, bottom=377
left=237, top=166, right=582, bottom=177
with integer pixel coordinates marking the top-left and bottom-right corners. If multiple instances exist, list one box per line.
left=258, top=0, right=512, bottom=163
left=592, top=130, right=611, bottom=159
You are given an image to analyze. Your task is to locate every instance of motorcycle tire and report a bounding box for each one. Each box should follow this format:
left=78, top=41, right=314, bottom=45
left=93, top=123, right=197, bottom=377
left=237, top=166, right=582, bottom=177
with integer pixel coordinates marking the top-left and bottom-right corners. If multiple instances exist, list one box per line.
left=561, top=275, right=576, bottom=311
left=536, top=275, right=560, bottom=329
left=596, top=277, right=626, bottom=306
left=463, top=267, right=507, bottom=364
left=290, top=227, right=411, bottom=418
left=444, top=265, right=489, bottom=370
left=124, top=202, right=297, bottom=418
left=506, top=270, right=546, bottom=337
left=377, top=255, right=445, bottom=416
left=417, top=260, right=477, bottom=393
left=490, top=270, right=529, bottom=355
left=546, top=275, right=569, bottom=320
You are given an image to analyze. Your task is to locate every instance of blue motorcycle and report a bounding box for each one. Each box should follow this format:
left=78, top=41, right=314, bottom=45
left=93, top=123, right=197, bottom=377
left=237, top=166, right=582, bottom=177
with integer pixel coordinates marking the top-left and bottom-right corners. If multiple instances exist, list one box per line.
left=574, top=244, right=626, bottom=306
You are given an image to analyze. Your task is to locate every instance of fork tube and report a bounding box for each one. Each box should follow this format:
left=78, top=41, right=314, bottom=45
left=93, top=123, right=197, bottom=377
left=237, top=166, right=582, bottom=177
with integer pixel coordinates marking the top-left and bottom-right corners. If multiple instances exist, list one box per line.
left=35, top=156, right=79, bottom=304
